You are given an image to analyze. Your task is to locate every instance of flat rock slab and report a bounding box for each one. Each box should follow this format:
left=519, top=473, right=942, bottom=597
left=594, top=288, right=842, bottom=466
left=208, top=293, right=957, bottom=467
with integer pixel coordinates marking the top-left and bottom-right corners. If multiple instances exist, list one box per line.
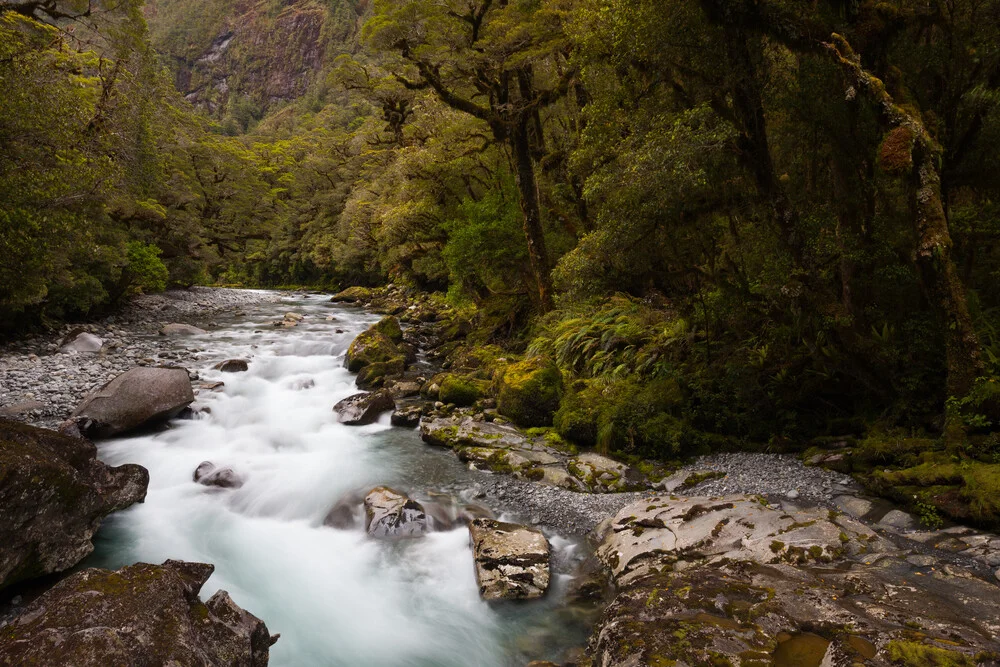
left=597, top=495, right=883, bottom=581
left=70, top=366, right=195, bottom=438
left=59, top=332, right=103, bottom=353
left=468, top=518, right=550, bottom=600
left=420, top=416, right=528, bottom=449
left=0, top=560, right=275, bottom=666
left=334, top=390, right=395, bottom=425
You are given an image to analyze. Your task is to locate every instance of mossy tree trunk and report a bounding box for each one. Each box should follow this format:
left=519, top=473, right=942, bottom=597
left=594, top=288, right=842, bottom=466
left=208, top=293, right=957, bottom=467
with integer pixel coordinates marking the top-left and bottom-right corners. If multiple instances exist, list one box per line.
left=823, top=35, right=984, bottom=401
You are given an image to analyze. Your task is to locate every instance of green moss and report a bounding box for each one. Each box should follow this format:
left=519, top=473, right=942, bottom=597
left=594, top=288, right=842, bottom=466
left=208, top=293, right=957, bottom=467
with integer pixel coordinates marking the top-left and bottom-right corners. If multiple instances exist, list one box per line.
left=680, top=470, right=726, bottom=489
left=356, top=357, right=405, bottom=388
left=371, top=315, right=403, bottom=343
left=496, top=356, right=564, bottom=427
left=885, top=640, right=975, bottom=666
left=438, top=374, right=488, bottom=406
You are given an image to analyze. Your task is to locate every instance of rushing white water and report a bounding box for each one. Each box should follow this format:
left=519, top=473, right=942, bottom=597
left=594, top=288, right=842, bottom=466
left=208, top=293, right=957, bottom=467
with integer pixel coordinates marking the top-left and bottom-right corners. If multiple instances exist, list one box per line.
left=88, top=292, right=589, bottom=666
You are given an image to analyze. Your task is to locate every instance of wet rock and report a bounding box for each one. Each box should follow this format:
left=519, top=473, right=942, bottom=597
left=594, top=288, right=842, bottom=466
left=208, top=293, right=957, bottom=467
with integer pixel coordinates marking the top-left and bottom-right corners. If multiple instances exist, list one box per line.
left=0, top=420, right=148, bottom=591
left=159, top=323, right=207, bottom=336
left=390, top=405, right=422, bottom=427
left=345, top=316, right=407, bottom=388
left=878, top=508, right=918, bottom=531
left=0, top=560, right=276, bottom=666
left=333, top=390, right=395, bottom=425
left=324, top=490, right=365, bottom=529
left=363, top=486, right=430, bottom=539
left=213, top=359, right=249, bottom=372
left=59, top=331, right=103, bottom=353
left=420, top=416, right=527, bottom=449
left=388, top=380, right=423, bottom=398
left=193, top=461, right=244, bottom=489
left=468, top=518, right=550, bottom=600
left=69, top=367, right=195, bottom=437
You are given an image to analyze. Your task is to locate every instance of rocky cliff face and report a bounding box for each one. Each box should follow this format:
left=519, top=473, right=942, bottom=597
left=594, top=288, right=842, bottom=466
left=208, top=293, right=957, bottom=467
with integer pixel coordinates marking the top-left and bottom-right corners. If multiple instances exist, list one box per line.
left=145, top=0, right=366, bottom=117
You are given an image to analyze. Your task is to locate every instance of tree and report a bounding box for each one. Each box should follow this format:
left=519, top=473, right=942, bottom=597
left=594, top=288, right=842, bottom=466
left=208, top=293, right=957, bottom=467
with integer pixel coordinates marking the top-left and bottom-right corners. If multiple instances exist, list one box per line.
left=364, top=0, right=578, bottom=310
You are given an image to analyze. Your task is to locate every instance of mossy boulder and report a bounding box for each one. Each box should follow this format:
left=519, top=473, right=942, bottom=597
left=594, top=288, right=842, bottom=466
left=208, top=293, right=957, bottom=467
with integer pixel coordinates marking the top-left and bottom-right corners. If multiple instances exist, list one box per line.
left=0, top=420, right=148, bottom=592
left=496, top=357, right=563, bottom=427
left=330, top=285, right=375, bottom=303
left=345, top=316, right=407, bottom=387
left=553, top=381, right=603, bottom=447
left=0, top=560, right=276, bottom=665
left=438, top=374, right=490, bottom=407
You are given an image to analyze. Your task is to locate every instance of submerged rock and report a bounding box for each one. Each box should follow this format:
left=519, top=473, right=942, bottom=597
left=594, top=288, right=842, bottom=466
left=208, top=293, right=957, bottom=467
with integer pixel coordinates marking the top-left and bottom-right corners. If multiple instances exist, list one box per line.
left=468, top=518, right=550, bottom=600
left=69, top=366, right=195, bottom=438
left=0, top=560, right=276, bottom=666
left=214, top=358, right=249, bottom=372
left=333, top=390, right=395, bottom=425
left=588, top=494, right=1000, bottom=666
left=363, top=486, right=430, bottom=538
left=159, top=322, right=207, bottom=336
left=193, top=461, right=244, bottom=489
left=0, top=420, right=148, bottom=591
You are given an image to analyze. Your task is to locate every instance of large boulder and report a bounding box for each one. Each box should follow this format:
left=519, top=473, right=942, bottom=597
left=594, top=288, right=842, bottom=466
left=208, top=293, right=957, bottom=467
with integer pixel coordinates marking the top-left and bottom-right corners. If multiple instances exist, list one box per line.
left=59, top=331, right=103, bottom=353
left=344, top=316, right=407, bottom=388
left=0, top=560, right=276, bottom=666
left=0, top=420, right=148, bottom=591
left=159, top=323, right=206, bottom=336
left=70, top=367, right=195, bottom=438
left=496, top=357, right=563, bottom=427
left=468, top=518, right=550, bottom=600
left=363, top=486, right=431, bottom=538
left=333, top=390, right=395, bottom=425
left=588, top=495, right=1000, bottom=666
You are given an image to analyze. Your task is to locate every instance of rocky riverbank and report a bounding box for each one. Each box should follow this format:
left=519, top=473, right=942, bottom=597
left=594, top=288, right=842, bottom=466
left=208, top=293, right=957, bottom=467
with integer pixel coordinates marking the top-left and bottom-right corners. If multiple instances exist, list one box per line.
left=0, top=287, right=280, bottom=428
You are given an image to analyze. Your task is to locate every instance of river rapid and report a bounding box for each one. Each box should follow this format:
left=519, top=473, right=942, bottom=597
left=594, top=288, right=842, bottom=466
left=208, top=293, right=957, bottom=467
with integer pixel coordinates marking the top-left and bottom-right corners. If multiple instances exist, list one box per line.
left=86, top=292, right=590, bottom=667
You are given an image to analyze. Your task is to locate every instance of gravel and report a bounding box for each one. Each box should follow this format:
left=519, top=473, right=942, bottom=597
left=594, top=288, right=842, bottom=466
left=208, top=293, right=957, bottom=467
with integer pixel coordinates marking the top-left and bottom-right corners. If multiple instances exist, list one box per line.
left=681, top=451, right=860, bottom=502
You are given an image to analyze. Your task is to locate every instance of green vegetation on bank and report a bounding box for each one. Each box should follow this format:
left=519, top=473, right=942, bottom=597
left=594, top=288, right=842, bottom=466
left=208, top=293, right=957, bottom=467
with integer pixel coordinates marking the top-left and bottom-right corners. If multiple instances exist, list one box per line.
left=3, top=0, right=1000, bottom=524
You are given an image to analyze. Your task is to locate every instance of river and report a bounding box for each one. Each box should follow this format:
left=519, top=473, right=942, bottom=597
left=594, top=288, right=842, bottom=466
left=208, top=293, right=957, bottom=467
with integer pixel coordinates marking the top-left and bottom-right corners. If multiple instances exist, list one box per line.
left=85, top=292, right=592, bottom=666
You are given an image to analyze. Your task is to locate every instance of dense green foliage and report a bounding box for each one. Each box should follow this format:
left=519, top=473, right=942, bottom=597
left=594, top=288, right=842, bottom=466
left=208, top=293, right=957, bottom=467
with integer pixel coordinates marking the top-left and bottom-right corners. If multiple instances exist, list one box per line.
left=4, top=0, right=1000, bottom=521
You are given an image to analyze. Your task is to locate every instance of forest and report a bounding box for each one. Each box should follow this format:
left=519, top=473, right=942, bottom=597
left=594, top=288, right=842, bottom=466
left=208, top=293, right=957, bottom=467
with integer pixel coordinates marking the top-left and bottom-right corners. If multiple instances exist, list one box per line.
left=2, top=0, right=1000, bottom=528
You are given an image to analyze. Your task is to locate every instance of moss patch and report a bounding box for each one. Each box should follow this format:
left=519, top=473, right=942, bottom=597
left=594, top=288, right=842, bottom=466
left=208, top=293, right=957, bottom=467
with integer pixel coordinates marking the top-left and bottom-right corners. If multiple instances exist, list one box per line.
left=496, top=356, right=564, bottom=427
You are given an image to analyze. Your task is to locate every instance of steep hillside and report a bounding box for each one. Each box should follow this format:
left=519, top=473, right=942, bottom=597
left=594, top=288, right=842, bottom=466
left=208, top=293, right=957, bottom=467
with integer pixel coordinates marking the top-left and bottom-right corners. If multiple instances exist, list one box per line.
left=144, top=0, right=365, bottom=122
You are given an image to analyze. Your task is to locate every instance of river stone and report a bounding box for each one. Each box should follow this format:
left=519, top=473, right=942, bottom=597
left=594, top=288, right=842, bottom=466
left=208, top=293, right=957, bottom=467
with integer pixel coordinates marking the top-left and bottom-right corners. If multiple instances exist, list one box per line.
left=390, top=405, right=423, bottom=427
left=193, top=461, right=244, bottom=489
left=363, top=486, right=430, bottom=538
left=159, top=323, right=207, bottom=336
left=568, top=452, right=635, bottom=492
left=330, top=286, right=374, bottom=303
left=334, top=390, right=395, bottom=425
left=588, top=495, right=1000, bottom=666
left=59, top=331, right=103, bottom=353
left=213, top=359, right=249, bottom=372
left=69, top=367, right=195, bottom=437
left=878, top=509, right=918, bottom=531
left=324, top=490, right=366, bottom=529
left=468, top=518, right=550, bottom=600
left=0, top=420, right=148, bottom=591
left=0, top=560, right=276, bottom=666
left=389, top=380, right=423, bottom=398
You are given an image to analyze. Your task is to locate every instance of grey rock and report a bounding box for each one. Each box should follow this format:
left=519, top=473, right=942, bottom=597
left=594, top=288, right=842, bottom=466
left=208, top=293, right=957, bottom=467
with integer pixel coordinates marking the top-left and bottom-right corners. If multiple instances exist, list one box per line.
left=390, top=405, right=423, bottom=428
left=878, top=509, right=918, bottom=532
left=833, top=494, right=875, bottom=518
left=0, top=420, right=148, bottom=592
left=363, top=486, right=430, bottom=539
left=70, top=367, right=195, bottom=438
left=193, top=461, right=244, bottom=489
left=213, top=359, right=249, bottom=372
left=334, top=390, right=395, bottom=425
left=0, top=560, right=276, bottom=666
left=468, top=518, right=550, bottom=600
left=59, top=332, right=103, bottom=353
